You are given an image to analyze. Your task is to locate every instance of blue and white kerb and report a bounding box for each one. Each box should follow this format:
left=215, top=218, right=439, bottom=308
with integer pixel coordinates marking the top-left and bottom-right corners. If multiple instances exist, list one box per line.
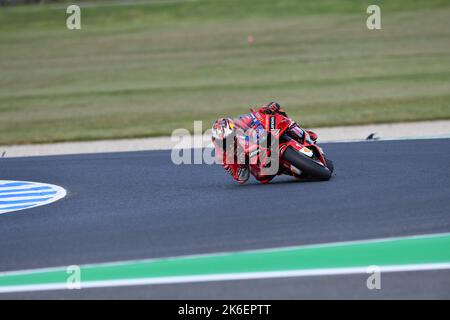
left=0, top=180, right=66, bottom=215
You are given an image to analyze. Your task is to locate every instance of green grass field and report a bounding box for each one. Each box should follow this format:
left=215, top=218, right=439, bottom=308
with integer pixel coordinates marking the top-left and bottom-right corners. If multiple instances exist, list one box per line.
left=1, top=0, right=449, bottom=145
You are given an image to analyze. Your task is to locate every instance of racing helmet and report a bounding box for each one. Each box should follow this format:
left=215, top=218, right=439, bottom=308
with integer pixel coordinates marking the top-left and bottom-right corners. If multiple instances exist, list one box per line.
left=211, top=118, right=235, bottom=141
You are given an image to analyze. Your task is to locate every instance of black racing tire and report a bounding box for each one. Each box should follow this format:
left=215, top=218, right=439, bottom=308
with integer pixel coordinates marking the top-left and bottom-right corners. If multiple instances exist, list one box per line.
left=283, top=147, right=332, bottom=181
left=325, top=157, right=334, bottom=173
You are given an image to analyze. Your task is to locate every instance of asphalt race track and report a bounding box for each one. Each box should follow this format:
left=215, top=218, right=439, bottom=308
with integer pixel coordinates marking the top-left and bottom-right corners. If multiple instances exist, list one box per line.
left=1, top=139, right=450, bottom=299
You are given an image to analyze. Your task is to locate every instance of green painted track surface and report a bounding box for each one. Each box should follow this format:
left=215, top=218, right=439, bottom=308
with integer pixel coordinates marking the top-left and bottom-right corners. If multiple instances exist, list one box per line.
left=1, top=233, right=450, bottom=289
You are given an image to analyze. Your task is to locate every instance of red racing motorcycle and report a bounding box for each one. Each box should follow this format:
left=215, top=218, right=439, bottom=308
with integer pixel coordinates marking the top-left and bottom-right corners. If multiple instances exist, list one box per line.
left=222, top=109, right=334, bottom=183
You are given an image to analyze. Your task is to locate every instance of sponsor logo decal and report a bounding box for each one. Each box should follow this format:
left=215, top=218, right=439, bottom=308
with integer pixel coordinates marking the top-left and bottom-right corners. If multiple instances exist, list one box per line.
left=300, top=147, right=314, bottom=157
left=270, top=116, right=276, bottom=130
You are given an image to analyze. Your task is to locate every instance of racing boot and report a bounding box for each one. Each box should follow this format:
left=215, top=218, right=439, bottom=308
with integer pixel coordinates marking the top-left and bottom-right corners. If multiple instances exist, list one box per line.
left=236, top=165, right=250, bottom=184
left=224, top=163, right=250, bottom=184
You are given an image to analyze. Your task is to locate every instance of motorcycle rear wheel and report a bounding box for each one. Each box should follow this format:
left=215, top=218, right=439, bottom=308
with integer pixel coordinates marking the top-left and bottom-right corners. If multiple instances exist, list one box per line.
left=283, top=147, right=332, bottom=181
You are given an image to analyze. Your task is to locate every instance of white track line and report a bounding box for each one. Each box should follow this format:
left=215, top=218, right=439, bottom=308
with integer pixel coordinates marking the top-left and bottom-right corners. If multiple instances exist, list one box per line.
left=1, top=262, right=450, bottom=294
left=2, top=232, right=450, bottom=277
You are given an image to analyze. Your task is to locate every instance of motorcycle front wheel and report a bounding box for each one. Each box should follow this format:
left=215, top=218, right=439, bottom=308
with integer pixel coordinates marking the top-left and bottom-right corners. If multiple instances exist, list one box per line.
left=282, top=147, right=332, bottom=181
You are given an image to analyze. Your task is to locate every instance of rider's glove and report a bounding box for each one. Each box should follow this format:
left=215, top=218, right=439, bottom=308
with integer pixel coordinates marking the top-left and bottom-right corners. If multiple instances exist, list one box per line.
left=261, top=101, right=281, bottom=114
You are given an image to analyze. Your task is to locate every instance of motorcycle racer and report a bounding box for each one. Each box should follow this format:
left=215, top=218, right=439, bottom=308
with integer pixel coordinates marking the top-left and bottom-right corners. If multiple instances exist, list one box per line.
left=211, top=101, right=319, bottom=184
